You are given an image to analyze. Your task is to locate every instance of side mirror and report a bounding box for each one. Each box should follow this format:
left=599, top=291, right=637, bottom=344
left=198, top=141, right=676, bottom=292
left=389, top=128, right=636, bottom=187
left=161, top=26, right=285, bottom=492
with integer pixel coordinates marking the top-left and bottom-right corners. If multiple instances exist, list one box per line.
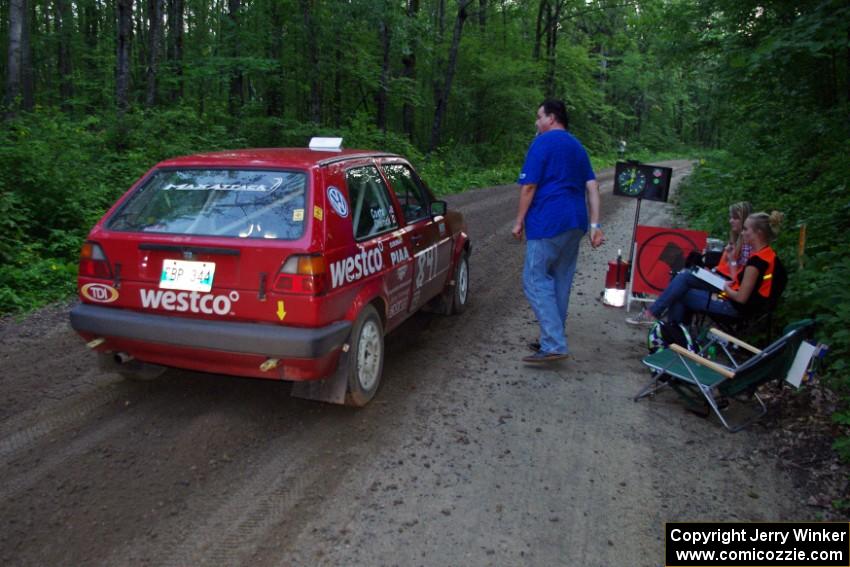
left=430, top=200, right=447, bottom=217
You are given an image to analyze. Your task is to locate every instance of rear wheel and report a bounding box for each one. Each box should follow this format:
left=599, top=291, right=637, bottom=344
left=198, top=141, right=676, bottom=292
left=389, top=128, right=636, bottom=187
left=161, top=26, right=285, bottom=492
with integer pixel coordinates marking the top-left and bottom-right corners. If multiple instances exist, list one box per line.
left=344, top=304, right=384, bottom=407
left=446, top=250, right=469, bottom=315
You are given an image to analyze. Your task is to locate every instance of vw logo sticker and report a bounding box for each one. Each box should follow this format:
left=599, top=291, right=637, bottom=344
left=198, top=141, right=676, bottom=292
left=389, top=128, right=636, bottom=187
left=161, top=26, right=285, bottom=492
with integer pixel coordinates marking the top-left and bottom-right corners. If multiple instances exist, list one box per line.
left=327, top=186, right=349, bottom=218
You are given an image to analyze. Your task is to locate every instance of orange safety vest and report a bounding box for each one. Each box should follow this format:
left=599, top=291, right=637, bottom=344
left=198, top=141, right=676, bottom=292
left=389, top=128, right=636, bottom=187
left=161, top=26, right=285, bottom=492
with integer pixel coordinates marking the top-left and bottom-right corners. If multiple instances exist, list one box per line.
left=715, top=249, right=732, bottom=278
left=730, top=246, right=776, bottom=299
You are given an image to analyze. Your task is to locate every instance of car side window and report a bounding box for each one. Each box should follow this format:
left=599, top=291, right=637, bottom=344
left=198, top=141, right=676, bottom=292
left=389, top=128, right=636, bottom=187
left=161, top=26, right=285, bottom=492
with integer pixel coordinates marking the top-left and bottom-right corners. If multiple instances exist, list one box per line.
left=345, top=165, right=399, bottom=240
left=381, top=164, right=430, bottom=224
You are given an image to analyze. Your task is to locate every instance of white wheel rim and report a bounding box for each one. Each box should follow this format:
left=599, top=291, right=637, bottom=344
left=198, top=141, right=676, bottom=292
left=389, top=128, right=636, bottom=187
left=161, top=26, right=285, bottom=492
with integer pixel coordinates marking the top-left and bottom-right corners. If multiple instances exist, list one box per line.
left=357, top=320, right=382, bottom=391
left=457, top=258, right=469, bottom=305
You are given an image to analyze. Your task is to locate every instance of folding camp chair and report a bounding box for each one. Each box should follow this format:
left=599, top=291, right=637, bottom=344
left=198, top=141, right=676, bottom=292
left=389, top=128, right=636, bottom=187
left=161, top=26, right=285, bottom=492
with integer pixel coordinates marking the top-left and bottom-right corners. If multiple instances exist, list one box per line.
left=695, top=256, right=789, bottom=342
left=633, top=320, right=815, bottom=432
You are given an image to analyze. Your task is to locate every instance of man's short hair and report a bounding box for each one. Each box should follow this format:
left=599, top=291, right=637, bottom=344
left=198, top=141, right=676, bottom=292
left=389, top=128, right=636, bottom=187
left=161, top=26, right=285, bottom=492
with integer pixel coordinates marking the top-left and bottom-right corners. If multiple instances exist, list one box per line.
left=540, top=99, right=569, bottom=129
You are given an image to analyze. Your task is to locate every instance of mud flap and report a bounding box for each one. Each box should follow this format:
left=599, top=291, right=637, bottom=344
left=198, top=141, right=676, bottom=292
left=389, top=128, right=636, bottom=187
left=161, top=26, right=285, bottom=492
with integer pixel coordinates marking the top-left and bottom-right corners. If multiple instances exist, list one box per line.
left=289, top=348, right=350, bottom=405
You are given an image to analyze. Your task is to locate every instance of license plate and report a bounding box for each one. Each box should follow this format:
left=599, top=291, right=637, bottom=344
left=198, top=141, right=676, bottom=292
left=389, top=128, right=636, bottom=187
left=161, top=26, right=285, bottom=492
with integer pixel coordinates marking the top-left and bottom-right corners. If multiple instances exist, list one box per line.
left=159, top=259, right=216, bottom=292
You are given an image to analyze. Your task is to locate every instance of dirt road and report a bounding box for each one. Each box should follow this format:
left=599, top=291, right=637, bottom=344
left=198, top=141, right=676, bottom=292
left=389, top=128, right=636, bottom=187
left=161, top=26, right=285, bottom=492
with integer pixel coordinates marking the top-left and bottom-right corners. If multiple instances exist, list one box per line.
left=0, top=161, right=814, bottom=566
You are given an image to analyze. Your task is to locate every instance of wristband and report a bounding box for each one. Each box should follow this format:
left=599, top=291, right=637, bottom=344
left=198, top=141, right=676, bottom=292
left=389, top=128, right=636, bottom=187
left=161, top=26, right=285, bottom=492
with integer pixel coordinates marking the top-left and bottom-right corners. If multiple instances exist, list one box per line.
left=590, top=223, right=602, bottom=229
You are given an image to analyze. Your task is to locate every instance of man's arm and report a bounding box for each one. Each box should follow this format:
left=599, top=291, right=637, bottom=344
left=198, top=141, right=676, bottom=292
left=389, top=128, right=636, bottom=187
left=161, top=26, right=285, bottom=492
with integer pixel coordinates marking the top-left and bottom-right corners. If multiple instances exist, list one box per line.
left=586, top=179, right=604, bottom=248
left=512, top=183, right=537, bottom=239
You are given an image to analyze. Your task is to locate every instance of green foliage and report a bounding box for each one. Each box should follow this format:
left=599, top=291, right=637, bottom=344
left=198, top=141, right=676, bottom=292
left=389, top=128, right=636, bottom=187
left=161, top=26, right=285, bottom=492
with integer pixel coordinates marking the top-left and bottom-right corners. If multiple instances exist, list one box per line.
left=678, top=134, right=850, bottom=456
left=833, top=436, right=850, bottom=464
left=0, top=108, right=239, bottom=313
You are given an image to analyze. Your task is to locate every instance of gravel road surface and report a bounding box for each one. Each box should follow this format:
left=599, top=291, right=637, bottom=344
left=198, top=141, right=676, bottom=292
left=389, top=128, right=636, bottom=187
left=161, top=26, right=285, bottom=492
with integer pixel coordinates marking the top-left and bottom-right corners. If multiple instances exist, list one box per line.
left=0, top=160, right=814, bottom=566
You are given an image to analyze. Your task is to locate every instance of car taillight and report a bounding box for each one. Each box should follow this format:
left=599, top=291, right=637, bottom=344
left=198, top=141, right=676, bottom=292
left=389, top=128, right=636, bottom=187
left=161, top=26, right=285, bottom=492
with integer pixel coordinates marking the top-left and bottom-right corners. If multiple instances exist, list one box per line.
left=274, top=255, right=327, bottom=295
left=79, top=242, right=113, bottom=279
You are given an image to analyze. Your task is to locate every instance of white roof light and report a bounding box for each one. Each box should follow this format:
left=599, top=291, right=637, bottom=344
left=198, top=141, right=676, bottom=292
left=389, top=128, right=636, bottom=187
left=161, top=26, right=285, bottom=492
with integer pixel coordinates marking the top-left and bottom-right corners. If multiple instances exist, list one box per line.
left=309, top=137, right=344, bottom=151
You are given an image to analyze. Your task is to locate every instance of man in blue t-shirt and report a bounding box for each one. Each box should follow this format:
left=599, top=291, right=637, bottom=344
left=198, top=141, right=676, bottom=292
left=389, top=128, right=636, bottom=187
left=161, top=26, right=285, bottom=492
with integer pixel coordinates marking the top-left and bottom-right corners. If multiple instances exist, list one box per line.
left=512, top=99, right=604, bottom=363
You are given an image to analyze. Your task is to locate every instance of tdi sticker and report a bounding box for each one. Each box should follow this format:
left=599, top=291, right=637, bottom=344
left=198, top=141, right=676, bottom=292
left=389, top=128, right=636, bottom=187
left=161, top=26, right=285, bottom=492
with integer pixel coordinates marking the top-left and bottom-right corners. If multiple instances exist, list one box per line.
left=313, top=206, right=324, bottom=221
left=81, top=283, right=119, bottom=303
left=327, top=186, right=349, bottom=218
left=293, top=208, right=304, bottom=221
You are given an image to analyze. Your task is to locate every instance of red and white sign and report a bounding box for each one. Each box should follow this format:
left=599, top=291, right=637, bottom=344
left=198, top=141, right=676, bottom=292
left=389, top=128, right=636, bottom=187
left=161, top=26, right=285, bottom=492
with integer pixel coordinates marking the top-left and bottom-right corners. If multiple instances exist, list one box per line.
left=632, top=225, right=707, bottom=295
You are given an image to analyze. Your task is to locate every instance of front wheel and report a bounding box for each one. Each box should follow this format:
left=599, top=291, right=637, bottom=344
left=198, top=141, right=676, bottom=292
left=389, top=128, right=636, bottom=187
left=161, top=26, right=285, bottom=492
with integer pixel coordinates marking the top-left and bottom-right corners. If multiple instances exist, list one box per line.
left=446, top=251, right=470, bottom=315
left=344, top=304, right=385, bottom=407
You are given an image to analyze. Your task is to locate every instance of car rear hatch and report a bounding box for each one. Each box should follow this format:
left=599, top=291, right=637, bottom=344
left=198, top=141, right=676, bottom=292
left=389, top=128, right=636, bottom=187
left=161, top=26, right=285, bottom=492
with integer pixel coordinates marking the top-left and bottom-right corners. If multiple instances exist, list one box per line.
left=90, top=167, right=317, bottom=324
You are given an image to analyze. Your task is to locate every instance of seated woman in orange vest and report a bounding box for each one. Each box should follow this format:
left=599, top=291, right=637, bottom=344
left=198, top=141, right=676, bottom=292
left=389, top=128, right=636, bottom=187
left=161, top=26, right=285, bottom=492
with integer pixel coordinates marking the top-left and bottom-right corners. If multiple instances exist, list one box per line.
left=627, top=201, right=753, bottom=326
left=628, top=211, right=783, bottom=325
left=714, top=201, right=753, bottom=280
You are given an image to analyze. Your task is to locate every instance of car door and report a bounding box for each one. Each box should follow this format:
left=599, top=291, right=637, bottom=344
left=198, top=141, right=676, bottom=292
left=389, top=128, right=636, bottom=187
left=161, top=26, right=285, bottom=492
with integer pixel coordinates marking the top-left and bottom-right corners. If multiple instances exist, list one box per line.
left=380, top=161, right=452, bottom=311
left=341, top=163, right=412, bottom=328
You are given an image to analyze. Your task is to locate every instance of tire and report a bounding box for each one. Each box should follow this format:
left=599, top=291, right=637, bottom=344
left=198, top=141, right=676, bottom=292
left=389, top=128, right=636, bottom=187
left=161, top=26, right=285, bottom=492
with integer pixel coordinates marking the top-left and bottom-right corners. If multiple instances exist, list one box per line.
left=344, top=304, right=385, bottom=407
left=446, top=250, right=470, bottom=315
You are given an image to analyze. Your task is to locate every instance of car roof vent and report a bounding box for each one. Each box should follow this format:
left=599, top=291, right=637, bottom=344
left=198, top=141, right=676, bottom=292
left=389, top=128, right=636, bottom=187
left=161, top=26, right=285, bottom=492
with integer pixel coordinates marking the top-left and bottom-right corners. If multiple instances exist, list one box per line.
left=308, top=137, right=344, bottom=152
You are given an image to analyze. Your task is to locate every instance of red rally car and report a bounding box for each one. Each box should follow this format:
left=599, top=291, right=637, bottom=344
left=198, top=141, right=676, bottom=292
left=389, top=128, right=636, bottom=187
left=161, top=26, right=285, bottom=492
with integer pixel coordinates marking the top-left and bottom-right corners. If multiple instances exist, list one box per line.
left=70, top=138, right=471, bottom=406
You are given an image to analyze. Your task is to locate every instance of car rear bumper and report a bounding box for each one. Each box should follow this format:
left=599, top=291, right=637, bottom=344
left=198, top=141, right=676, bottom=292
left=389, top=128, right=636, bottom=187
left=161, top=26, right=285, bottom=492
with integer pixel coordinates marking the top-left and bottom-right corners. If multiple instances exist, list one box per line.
left=70, top=303, right=352, bottom=358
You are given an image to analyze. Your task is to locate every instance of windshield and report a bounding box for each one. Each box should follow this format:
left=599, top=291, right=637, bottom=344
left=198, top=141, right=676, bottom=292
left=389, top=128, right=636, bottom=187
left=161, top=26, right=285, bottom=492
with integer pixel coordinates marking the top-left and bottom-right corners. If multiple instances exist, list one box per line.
left=106, top=169, right=308, bottom=240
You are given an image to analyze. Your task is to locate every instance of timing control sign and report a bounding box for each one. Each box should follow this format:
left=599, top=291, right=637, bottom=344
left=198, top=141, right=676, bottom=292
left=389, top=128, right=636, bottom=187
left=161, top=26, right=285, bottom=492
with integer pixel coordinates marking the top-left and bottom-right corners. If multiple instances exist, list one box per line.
left=613, top=161, right=672, bottom=202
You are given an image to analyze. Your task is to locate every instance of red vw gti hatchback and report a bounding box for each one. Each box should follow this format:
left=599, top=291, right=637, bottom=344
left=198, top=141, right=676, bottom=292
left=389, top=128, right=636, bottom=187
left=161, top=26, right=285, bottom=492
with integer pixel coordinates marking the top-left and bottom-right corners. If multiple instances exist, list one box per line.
left=70, top=139, right=471, bottom=406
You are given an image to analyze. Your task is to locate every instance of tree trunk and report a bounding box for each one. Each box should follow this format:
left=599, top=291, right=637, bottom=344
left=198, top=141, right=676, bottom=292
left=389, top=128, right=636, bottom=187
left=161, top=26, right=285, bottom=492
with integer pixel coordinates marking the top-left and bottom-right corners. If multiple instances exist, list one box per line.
left=534, top=0, right=547, bottom=60
left=146, top=0, right=164, bottom=107
left=543, top=0, right=563, bottom=98
left=21, top=0, right=33, bottom=111
left=135, top=2, right=148, bottom=99
left=478, top=0, right=486, bottom=33
left=333, top=43, right=342, bottom=127
left=82, top=0, right=100, bottom=102
left=266, top=0, right=284, bottom=117
left=55, top=0, right=74, bottom=110
left=167, top=0, right=184, bottom=101
left=846, top=25, right=849, bottom=107
left=116, top=0, right=133, bottom=113
left=4, top=0, right=25, bottom=116
left=375, top=18, right=391, bottom=132
left=228, top=0, right=243, bottom=116
left=300, top=0, right=320, bottom=124
left=430, top=0, right=471, bottom=151
left=402, top=0, right=419, bottom=139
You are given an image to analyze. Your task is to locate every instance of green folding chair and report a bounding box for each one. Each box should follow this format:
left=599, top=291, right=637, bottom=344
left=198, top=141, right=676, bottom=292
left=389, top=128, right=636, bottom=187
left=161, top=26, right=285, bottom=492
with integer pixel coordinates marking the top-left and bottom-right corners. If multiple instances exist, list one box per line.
left=634, top=320, right=815, bottom=432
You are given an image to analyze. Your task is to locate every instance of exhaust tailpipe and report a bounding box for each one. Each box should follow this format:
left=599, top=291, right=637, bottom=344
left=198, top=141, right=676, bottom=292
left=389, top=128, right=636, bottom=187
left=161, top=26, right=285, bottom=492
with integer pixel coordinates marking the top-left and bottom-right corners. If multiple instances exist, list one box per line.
left=114, top=352, right=134, bottom=364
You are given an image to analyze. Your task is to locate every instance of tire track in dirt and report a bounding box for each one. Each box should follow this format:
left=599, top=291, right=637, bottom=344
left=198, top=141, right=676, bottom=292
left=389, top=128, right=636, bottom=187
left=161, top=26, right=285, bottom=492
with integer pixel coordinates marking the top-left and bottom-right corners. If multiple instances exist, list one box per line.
left=0, top=380, right=126, bottom=461
left=0, top=409, right=149, bottom=502
left=113, top=421, right=357, bottom=567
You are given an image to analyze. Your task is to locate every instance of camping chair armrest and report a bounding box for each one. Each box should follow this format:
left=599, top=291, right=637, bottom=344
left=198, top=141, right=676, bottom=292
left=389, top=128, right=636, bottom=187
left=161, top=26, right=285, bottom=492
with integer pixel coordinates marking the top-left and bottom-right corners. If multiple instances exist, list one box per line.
left=669, top=344, right=736, bottom=379
left=708, top=328, right=762, bottom=354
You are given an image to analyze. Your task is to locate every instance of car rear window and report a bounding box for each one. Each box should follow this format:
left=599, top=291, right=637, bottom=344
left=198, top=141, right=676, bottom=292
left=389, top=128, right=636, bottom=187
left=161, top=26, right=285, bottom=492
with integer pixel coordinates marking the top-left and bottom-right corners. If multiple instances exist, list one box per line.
left=106, top=169, right=308, bottom=240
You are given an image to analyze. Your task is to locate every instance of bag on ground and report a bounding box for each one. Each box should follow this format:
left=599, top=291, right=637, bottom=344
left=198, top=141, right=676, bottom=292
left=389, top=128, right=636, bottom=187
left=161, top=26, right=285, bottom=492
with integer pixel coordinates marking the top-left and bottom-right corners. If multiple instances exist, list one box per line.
left=647, top=321, right=696, bottom=354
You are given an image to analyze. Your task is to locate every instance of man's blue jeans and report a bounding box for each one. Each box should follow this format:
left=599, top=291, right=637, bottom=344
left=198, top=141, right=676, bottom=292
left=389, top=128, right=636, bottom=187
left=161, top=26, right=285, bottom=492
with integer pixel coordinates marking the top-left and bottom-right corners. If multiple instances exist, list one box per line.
left=649, top=270, right=740, bottom=324
left=523, top=229, right=583, bottom=355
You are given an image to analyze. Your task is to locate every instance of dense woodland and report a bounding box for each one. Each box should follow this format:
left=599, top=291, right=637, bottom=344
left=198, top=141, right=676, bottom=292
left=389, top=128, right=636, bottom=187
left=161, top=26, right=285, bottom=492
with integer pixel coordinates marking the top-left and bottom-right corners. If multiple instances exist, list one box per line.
left=1, top=1, right=849, bottom=465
